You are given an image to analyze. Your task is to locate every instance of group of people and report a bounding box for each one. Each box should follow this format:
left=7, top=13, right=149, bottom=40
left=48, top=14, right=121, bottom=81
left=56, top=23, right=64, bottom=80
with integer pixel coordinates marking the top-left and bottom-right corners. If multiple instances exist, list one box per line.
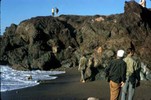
left=78, top=47, right=141, bottom=100
left=78, top=54, right=97, bottom=83
left=78, top=47, right=102, bottom=83
left=76, top=0, right=148, bottom=99
left=52, top=7, right=59, bottom=16
left=105, top=48, right=140, bottom=100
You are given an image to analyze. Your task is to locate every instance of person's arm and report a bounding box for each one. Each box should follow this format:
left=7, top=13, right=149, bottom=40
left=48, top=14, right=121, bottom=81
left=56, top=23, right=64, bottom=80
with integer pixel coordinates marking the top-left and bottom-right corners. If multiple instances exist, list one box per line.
left=120, top=62, right=126, bottom=87
left=135, top=62, right=141, bottom=81
left=134, top=61, right=141, bottom=86
left=121, top=62, right=127, bottom=83
left=104, top=60, right=112, bottom=77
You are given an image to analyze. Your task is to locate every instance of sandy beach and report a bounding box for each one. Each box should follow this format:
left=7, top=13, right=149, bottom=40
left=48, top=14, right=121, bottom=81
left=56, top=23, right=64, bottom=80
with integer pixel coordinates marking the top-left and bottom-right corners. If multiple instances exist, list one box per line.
left=1, top=67, right=151, bottom=100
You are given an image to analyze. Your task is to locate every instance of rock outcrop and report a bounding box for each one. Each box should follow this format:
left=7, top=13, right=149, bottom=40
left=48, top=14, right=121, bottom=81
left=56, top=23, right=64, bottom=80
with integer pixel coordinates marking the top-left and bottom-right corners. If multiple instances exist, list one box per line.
left=0, top=1, right=151, bottom=71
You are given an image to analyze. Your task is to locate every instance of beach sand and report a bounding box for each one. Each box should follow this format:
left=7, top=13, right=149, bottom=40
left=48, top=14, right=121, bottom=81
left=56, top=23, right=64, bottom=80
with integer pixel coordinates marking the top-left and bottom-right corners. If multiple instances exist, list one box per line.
left=1, top=67, right=151, bottom=100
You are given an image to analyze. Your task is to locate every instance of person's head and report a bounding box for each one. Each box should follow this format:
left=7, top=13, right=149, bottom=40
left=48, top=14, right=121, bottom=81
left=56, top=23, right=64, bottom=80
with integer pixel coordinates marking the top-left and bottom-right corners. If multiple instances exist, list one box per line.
left=126, top=48, right=135, bottom=56
left=117, top=49, right=125, bottom=58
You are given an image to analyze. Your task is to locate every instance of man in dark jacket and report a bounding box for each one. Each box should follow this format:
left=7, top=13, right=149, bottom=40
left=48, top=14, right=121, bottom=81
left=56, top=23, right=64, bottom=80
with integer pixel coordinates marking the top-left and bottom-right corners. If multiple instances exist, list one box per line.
left=105, top=50, right=127, bottom=100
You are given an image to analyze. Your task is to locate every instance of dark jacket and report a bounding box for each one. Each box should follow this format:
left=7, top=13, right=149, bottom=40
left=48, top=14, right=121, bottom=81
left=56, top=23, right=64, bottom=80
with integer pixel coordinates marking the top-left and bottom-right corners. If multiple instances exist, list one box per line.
left=105, top=58, right=127, bottom=83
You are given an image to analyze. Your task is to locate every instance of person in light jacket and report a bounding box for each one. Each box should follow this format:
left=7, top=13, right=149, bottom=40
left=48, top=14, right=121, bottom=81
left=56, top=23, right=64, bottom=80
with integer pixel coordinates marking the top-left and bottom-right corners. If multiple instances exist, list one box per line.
left=78, top=54, right=87, bottom=83
left=121, top=48, right=141, bottom=100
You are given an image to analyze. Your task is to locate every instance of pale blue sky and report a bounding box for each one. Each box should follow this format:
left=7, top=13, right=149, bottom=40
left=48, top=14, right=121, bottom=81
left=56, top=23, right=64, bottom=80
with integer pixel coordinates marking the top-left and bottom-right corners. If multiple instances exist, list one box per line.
left=1, top=0, right=151, bottom=35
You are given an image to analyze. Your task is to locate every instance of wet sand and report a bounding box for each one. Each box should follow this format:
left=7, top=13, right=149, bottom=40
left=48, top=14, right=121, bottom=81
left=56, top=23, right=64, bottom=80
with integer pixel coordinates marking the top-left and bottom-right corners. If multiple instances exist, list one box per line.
left=1, top=67, right=151, bottom=100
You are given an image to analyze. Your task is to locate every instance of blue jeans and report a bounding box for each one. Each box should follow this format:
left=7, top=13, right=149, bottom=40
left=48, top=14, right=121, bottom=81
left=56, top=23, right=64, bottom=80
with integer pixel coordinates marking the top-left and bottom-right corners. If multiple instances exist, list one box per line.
left=121, top=77, right=135, bottom=100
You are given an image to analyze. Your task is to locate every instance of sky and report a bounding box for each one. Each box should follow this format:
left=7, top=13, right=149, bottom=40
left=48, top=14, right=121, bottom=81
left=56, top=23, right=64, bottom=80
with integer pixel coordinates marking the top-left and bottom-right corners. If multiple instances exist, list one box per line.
left=1, top=0, right=151, bottom=35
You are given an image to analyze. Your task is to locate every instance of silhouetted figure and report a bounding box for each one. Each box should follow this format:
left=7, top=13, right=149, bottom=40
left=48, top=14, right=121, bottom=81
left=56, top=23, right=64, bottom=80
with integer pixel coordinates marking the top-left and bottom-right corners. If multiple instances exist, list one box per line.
left=56, top=7, right=59, bottom=16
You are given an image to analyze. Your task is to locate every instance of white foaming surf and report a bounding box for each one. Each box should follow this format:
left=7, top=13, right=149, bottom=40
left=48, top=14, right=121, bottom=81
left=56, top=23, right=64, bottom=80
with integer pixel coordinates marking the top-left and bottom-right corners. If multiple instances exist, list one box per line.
left=0, top=65, right=65, bottom=92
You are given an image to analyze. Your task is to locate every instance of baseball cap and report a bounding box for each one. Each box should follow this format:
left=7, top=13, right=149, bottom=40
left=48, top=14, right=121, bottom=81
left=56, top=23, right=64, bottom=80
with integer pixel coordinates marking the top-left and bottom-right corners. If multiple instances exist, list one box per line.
left=117, top=50, right=125, bottom=57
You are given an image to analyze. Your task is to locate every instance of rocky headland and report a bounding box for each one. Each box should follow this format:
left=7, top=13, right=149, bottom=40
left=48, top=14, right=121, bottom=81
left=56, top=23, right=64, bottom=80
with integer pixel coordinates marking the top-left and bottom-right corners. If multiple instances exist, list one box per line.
left=0, top=1, right=151, bottom=78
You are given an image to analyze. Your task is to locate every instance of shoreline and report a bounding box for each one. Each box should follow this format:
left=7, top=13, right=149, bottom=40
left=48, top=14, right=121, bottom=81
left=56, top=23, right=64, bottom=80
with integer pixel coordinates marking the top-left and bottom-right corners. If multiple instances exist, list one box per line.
left=1, top=67, right=151, bottom=100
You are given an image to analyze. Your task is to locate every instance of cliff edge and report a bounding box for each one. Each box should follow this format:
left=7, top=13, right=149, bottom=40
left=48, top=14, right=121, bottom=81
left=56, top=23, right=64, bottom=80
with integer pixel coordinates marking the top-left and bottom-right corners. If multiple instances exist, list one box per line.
left=0, top=1, right=151, bottom=70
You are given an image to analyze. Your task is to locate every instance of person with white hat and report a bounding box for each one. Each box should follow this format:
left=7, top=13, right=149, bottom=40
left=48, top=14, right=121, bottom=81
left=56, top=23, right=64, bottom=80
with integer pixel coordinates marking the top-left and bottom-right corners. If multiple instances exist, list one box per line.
left=105, top=49, right=127, bottom=100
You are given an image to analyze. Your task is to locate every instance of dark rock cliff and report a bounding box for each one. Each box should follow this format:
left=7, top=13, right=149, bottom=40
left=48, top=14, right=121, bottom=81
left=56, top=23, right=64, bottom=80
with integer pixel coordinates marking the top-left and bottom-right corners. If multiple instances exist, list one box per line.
left=0, top=1, right=151, bottom=70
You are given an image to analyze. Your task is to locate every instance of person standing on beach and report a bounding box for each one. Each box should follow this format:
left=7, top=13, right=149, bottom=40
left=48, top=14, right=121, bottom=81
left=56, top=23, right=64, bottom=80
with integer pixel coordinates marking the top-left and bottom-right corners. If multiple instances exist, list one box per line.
left=121, top=48, right=141, bottom=100
left=85, top=56, right=94, bottom=81
left=105, top=50, right=126, bottom=100
left=78, top=54, right=87, bottom=83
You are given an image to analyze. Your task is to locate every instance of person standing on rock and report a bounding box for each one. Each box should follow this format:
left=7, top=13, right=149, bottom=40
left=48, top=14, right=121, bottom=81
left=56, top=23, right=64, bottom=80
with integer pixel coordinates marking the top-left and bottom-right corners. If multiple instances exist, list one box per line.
left=139, top=0, right=146, bottom=7
left=121, top=48, right=141, bottom=100
left=78, top=54, right=87, bottom=83
left=55, top=7, right=59, bottom=16
left=105, top=50, right=126, bottom=100
left=52, top=8, right=55, bottom=16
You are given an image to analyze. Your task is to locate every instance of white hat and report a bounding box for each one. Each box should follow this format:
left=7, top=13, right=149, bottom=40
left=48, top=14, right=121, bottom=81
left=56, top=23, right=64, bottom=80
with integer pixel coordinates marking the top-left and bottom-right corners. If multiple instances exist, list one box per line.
left=117, top=50, right=125, bottom=57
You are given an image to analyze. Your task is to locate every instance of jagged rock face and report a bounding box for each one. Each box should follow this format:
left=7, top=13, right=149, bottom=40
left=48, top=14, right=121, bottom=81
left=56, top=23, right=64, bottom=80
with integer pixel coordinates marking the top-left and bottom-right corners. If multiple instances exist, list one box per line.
left=0, top=17, right=79, bottom=70
left=0, top=1, right=151, bottom=70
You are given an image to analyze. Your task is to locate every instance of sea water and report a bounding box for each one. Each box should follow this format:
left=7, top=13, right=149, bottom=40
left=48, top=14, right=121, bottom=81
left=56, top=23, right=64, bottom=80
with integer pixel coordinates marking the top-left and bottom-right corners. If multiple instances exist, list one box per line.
left=0, top=65, right=65, bottom=92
